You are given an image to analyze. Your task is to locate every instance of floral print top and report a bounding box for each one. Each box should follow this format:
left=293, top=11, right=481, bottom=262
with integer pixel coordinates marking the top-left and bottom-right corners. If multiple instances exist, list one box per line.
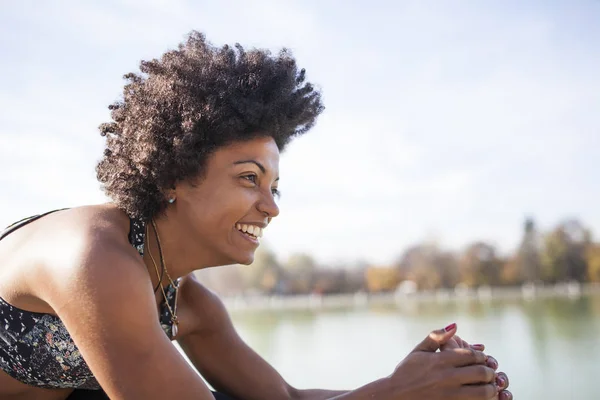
left=0, top=212, right=179, bottom=390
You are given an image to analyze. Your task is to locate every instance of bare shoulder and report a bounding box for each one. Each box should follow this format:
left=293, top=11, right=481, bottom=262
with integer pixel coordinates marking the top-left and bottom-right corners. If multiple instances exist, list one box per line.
left=0, top=204, right=146, bottom=312
left=29, top=205, right=151, bottom=320
left=59, top=204, right=142, bottom=270
left=35, top=208, right=213, bottom=398
left=47, top=204, right=133, bottom=258
left=1, top=204, right=133, bottom=264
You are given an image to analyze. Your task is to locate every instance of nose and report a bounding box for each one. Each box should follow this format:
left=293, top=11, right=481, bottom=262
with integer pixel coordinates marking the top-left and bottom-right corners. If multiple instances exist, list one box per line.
left=258, top=190, right=280, bottom=219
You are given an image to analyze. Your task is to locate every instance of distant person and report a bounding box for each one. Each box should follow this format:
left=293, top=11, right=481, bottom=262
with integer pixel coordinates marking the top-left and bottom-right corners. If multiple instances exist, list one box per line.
left=0, top=31, right=511, bottom=400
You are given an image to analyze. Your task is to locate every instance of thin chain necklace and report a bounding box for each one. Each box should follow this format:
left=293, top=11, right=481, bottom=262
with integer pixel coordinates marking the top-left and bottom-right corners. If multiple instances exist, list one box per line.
left=147, top=219, right=180, bottom=337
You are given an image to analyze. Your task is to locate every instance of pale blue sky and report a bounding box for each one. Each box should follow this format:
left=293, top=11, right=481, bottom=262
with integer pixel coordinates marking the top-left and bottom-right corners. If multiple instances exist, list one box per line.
left=1, top=0, right=599, bottom=265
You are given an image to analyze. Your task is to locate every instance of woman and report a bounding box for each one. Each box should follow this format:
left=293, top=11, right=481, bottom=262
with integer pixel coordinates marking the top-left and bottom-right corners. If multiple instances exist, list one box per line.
left=0, top=31, right=511, bottom=399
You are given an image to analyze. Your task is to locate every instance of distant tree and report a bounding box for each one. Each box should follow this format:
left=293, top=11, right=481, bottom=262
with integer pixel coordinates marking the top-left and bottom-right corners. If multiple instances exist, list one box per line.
left=516, top=218, right=542, bottom=283
left=239, top=244, right=284, bottom=294
left=339, top=264, right=368, bottom=293
left=459, top=242, right=502, bottom=287
left=282, top=253, right=317, bottom=294
left=312, top=268, right=364, bottom=294
left=585, top=243, right=600, bottom=283
left=436, top=251, right=460, bottom=289
left=396, top=242, right=455, bottom=290
left=364, top=266, right=400, bottom=292
left=541, top=219, right=591, bottom=283
left=500, top=256, right=523, bottom=286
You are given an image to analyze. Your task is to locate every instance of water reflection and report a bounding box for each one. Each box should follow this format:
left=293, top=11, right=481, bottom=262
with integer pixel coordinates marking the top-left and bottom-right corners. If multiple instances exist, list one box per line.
left=231, top=294, right=600, bottom=399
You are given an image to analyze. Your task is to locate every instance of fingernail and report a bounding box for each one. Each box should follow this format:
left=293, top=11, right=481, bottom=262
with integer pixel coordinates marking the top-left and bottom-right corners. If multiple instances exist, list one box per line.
left=444, top=323, right=457, bottom=332
left=497, top=376, right=506, bottom=387
left=473, top=343, right=484, bottom=348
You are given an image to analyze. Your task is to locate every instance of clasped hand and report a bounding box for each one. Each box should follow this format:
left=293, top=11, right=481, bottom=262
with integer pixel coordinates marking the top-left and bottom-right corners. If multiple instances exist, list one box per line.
left=387, top=324, right=512, bottom=400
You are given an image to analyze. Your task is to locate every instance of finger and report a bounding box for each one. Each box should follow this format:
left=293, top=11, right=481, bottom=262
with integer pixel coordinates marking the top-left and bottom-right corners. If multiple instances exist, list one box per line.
left=440, top=335, right=461, bottom=351
left=454, top=335, right=464, bottom=347
left=452, top=365, right=496, bottom=385
left=439, top=347, right=487, bottom=367
left=458, top=336, right=471, bottom=349
left=486, top=356, right=499, bottom=370
left=471, top=343, right=485, bottom=351
left=499, top=389, right=513, bottom=400
left=412, top=323, right=457, bottom=353
left=496, top=372, right=509, bottom=390
left=453, top=335, right=471, bottom=349
left=454, top=383, right=497, bottom=400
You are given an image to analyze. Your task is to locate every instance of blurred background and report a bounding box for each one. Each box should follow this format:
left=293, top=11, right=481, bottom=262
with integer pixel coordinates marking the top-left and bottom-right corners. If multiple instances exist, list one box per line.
left=2, top=1, right=599, bottom=398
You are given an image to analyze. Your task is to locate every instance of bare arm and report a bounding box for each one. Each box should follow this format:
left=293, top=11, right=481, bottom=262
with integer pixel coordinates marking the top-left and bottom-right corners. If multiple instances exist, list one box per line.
left=177, top=275, right=389, bottom=400
left=178, top=275, right=297, bottom=400
left=46, top=234, right=214, bottom=400
left=178, top=277, right=499, bottom=400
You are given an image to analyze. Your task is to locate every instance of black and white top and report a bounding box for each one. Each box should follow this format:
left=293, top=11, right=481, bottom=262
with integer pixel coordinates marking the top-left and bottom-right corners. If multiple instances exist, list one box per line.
left=0, top=211, right=179, bottom=390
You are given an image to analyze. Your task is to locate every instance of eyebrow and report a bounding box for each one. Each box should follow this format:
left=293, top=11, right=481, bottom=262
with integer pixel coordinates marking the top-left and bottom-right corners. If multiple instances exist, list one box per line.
left=234, top=160, right=266, bottom=173
left=233, top=160, right=280, bottom=181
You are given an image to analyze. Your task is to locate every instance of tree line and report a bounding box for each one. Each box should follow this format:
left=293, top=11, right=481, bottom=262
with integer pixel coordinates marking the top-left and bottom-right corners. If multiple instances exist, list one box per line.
left=195, top=218, right=600, bottom=295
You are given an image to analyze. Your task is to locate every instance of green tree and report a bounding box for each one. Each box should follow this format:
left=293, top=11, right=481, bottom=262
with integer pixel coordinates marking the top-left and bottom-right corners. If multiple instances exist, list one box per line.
left=459, top=242, right=502, bottom=287
left=541, top=219, right=591, bottom=283
left=516, top=218, right=542, bottom=283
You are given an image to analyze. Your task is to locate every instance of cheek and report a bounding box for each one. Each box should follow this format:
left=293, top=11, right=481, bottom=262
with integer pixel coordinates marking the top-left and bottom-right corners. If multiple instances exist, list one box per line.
left=199, top=201, right=247, bottom=233
left=183, top=188, right=255, bottom=232
left=218, top=191, right=256, bottom=217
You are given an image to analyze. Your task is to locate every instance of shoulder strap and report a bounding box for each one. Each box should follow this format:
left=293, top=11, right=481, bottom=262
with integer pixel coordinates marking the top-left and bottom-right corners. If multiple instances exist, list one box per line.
left=127, top=218, right=146, bottom=257
left=0, top=209, right=69, bottom=241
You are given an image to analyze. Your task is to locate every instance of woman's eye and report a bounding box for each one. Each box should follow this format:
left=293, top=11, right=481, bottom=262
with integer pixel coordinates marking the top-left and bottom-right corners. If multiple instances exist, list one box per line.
left=242, top=175, right=257, bottom=183
left=242, top=175, right=279, bottom=197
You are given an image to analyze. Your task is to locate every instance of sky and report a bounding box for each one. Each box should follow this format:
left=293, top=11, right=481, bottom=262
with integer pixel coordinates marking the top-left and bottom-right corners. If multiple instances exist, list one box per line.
left=1, top=0, right=599, bottom=266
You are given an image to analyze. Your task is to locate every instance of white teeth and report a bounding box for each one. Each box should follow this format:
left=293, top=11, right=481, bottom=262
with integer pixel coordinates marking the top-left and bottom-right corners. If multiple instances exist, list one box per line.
left=236, top=223, right=263, bottom=238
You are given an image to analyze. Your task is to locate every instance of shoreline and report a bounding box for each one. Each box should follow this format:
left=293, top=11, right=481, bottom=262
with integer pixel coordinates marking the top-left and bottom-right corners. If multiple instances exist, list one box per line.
left=222, top=282, right=600, bottom=312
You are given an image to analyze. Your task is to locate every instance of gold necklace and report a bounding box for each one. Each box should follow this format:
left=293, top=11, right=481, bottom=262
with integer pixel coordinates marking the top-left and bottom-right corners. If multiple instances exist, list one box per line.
left=147, top=220, right=180, bottom=337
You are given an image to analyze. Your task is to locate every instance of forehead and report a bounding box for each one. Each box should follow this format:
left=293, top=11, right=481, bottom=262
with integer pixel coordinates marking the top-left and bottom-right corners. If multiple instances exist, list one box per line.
left=211, top=136, right=280, bottom=170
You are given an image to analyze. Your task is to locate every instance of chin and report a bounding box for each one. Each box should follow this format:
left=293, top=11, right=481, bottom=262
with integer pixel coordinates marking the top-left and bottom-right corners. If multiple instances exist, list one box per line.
left=236, top=253, right=255, bottom=265
left=221, top=251, right=255, bottom=266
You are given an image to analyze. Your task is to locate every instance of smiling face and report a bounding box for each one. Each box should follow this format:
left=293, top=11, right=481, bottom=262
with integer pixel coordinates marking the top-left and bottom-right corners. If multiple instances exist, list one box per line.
left=170, top=136, right=280, bottom=266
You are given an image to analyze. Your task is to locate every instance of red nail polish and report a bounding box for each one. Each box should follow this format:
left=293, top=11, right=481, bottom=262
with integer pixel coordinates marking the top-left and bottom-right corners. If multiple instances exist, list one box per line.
left=444, top=323, right=457, bottom=332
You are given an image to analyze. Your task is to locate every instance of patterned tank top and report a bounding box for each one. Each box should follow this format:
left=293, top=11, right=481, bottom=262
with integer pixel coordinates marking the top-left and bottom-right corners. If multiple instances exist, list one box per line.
left=0, top=211, right=180, bottom=390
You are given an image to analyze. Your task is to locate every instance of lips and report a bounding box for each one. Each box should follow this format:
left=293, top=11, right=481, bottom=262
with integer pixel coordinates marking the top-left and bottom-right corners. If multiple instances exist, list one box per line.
left=235, top=227, right=259, bottom=246
left=235, top=223, right=263, bottom=239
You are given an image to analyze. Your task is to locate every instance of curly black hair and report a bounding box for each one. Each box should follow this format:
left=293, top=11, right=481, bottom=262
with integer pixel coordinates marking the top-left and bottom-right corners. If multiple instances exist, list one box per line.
left=96, top=31, right=324, bottom=220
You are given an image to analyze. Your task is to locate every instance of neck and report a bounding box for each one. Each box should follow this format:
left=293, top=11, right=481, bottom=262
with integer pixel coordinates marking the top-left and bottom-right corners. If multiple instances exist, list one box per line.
left=142, top=213, right=226, bottom=287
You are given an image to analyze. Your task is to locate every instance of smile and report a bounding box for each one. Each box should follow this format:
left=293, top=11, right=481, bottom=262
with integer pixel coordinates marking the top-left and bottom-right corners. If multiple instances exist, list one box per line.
left=235, top=223, right=263, bottom=241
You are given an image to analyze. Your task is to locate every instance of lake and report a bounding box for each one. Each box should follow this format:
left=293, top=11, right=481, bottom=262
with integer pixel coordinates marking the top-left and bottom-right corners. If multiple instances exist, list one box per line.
left=225, top=293, right=600, bottom=399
